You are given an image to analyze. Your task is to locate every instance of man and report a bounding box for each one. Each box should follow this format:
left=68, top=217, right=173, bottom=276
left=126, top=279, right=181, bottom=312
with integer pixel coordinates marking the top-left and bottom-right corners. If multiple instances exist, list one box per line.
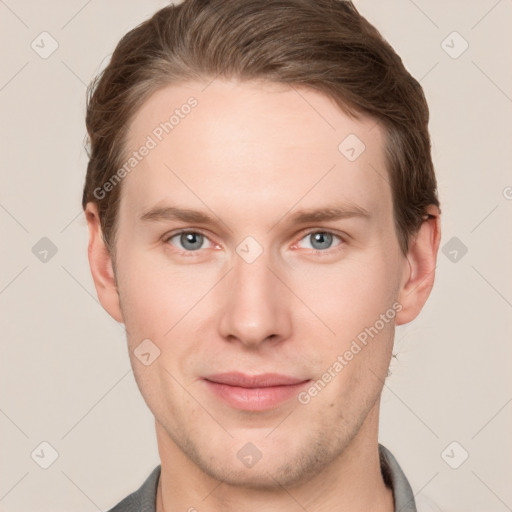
left=82, top=0, right=441, bottom=510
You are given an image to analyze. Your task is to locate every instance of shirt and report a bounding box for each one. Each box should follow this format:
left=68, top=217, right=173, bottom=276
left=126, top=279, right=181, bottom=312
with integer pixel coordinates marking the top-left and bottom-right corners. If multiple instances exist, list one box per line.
left=107, top=443, right=417, bottom=512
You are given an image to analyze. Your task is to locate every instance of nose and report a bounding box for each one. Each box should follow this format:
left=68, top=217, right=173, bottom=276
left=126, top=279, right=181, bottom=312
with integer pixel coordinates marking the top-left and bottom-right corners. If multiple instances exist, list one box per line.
left=218, top=249, right=292, bottom=349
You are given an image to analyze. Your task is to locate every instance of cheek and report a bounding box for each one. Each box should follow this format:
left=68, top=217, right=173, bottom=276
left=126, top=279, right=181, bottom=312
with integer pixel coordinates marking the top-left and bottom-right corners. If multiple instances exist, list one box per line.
left=115, top=252, right=182, bottom=340
left=115, top=254, right=200, bottom=412
left=289, top=252, right=397, bottom=338
left=116, top=248, right=221, bottom=353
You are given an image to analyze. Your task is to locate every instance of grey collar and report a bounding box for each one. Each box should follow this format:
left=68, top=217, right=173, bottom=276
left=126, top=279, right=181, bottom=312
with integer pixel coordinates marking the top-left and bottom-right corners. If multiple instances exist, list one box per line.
left=379, top=443, right=417, bottom=511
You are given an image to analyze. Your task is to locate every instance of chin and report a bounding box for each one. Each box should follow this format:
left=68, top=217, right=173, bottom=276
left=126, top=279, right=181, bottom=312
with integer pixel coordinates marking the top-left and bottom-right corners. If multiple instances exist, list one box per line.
left=187, top=434, right=339, bottom=491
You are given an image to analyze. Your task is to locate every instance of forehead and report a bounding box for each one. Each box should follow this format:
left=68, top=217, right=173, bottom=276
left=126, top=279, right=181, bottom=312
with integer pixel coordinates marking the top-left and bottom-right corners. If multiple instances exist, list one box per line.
left=120, top=79, right=390, bottom=226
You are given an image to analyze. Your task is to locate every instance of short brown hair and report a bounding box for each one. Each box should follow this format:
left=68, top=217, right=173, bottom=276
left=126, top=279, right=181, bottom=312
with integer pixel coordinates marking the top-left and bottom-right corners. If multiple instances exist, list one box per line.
left=82, top=0, right=440, bottom=258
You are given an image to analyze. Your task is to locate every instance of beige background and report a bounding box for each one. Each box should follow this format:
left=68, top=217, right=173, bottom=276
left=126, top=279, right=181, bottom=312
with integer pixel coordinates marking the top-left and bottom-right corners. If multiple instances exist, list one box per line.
left=1, top=1, right=511, bottom=511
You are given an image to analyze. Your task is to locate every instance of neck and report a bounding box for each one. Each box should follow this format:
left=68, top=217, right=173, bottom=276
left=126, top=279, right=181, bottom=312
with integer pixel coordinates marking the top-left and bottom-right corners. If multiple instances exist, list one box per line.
left=155, top=402, right=394, bottom=512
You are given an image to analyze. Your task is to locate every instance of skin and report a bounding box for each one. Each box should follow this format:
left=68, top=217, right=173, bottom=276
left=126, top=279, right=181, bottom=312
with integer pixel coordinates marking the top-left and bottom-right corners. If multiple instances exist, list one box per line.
left=85, top=78, right=441, bottom=512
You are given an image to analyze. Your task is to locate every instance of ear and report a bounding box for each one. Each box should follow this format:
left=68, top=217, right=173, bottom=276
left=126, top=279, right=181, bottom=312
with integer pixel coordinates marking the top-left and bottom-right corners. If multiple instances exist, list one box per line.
left=84, top=202, right=124, bottom=324
left=396, top=205, right=441, bottom=326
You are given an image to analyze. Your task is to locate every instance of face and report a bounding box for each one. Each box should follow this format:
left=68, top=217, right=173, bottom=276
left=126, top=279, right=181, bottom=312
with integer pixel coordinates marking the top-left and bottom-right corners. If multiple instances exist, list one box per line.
left=100, top=79, right=412, bottom=488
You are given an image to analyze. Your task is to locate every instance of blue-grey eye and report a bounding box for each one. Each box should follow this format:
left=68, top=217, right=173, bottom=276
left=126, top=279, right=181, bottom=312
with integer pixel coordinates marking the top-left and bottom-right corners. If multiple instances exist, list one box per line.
left=298, top=232, right=341, bottom=251
left=168, top=231, right=212, bottom=251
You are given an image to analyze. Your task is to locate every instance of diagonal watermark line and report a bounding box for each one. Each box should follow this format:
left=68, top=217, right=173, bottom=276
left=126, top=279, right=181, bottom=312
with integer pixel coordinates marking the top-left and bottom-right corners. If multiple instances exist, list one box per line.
left=1, top=264, right=29, bottom=294
left=61, top=60, right=88, bottom=87
left=162, top=367, right=233, bottom=438
left=368, top=162, right=389, bottom=185
left=200, top=475, right=230, bottom=502
left=265, top=472, right=311, bottom=511
left=267, top=164, right=337, bottom=233
left=0, top=408, right=29, bottom=438
left=0, top=265, right=29, bottom=295
left=0, top=202, right=29, bottom=232
left=370, top=368, right=439, bottom=438
left=471, top=0, right=503, bottom=30
left=385, top=384, right=439, bottom=438
left=406, top=0, right=439, bottom=28
left=60, top=210, right=84, bottom=233
left=472, top=397, right=512, bottom=439
left=418, top=61, right=439, bottom=83
left=367, top=119, right=380, bottom=132
left=60, top=265, right=125, bottom=332
left=472, top=471, right=512, bottom=511
left=0, top=0, right=29, bottom=28
left=60, top=265, right=100, bottom=305
left=470, top=204, right=499, bottom=233
left=399, top=472, right=439, bottom=512
left=290, top=84, right=336, bottom=131
left=164, top=163, right=233, bottom=233
left=414, top=471, right=439, bottom=496
left=61, top=368, right=132, bottom=439
left=61, top=0, right=93, bottom=29
left=265, top=406, right=298, bottom=438
left=265, top=266, right=336, bottom=335
left=472, top=61, right=512, bottom=104
left=471, top=265, right=512, bottom=308
left=163, top=267, right=233, bottom=337
left=0, top=61, right=29, bottom=92
left=61, top=471, right=101, bottom=510
left=404, top=264, right=438, bottom=298
left=0, top=472, right=29, bottom=502
left=200, top=71, right=222, bottom=93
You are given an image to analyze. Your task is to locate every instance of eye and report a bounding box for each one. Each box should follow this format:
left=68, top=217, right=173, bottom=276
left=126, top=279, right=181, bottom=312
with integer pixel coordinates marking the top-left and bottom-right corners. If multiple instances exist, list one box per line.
left=296, top=231, right=344, bottom=252
left=164, top=230, right=215, bottom=253
left=163, top=229, right=344, bottom=256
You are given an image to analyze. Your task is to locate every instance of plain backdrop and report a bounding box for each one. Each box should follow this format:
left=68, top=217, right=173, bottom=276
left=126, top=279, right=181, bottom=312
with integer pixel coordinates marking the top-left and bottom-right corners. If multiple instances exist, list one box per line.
left=0, top=1, right=511, bottom=511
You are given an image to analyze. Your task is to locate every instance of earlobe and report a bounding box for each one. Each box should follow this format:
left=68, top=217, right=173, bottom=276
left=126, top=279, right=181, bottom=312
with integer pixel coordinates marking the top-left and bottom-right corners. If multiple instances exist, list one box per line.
left=396, top=205, right=441, bottom=326
left=85, top=202, right=124, bottom=324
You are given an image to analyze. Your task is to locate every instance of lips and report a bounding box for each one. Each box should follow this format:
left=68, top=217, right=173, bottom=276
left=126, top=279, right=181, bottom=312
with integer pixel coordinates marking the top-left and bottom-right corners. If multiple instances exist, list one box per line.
left=202, top=372, right=311, bottom=411
left=204, top=372, right=307, bottom=388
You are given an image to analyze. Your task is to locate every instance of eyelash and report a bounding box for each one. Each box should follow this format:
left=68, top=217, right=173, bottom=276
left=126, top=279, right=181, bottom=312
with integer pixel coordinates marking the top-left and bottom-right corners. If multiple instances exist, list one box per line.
left=162, top=228, right=346, bottom=257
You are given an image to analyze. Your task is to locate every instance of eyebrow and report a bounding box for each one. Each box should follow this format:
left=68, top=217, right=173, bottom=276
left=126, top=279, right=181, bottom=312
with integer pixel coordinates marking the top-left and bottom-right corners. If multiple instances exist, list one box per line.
left=139, top=206, right=216, bottom=224
left=138, top=204, right=371, bottom=227
left=287, top=205, right=371, bottom=224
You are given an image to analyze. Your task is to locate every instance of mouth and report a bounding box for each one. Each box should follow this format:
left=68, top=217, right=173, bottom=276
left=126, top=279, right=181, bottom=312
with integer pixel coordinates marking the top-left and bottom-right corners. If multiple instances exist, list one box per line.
left=202, top=372, right=311, bottom=411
